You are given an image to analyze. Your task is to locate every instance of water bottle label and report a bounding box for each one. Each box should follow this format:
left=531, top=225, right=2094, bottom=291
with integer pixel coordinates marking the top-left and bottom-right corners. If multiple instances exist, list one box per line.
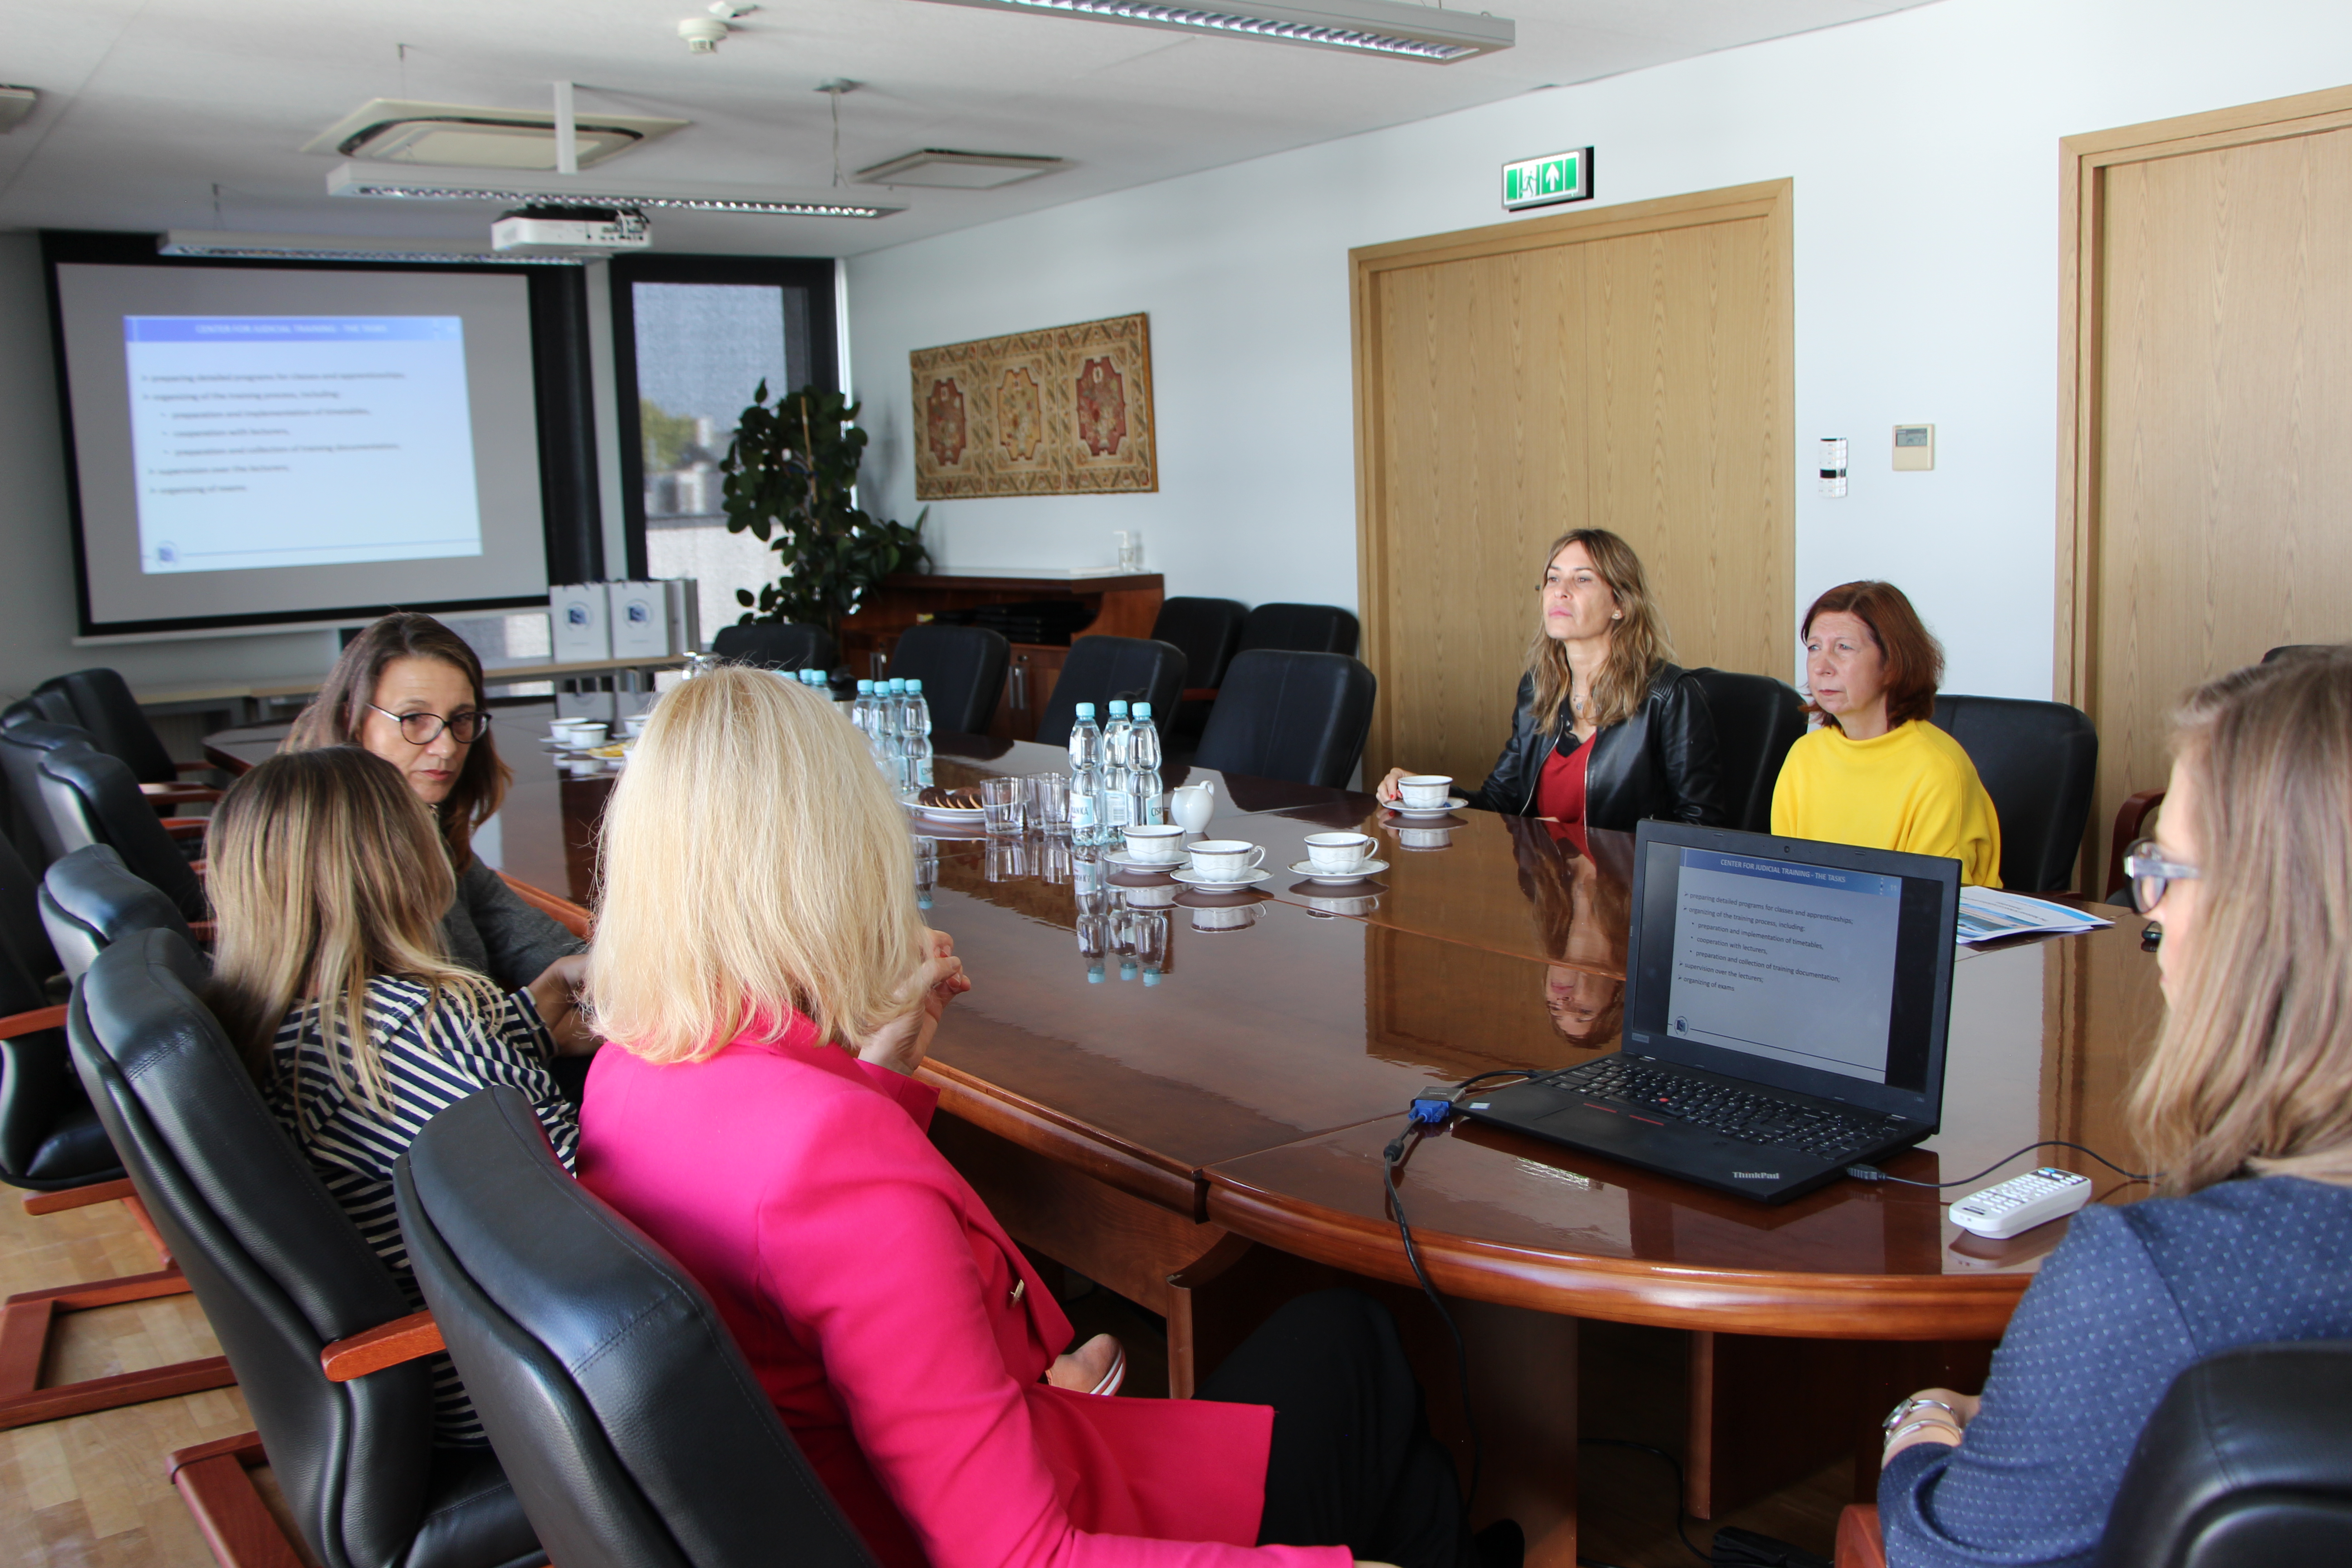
left=1141, top=796, right=1164, bottom=826
left=915, top=758, right=934, bottom=788
left=1069, top=793, right=1097, bottom=832
left=1106, top=789, right=1134, bottom=830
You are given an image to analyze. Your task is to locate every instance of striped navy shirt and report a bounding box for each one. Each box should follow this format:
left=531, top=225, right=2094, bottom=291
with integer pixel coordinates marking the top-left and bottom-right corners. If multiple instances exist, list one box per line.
left=262, top=974, right=580, bottom=1446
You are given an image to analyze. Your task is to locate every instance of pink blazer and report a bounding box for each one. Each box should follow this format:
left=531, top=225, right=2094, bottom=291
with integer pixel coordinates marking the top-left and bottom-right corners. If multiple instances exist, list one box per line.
left=578, top=1024, right=1349, bottom=1568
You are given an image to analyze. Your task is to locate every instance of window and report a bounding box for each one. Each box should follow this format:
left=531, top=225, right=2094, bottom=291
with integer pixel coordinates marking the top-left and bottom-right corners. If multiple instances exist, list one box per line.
left=610, top=256, right=838, bottom=643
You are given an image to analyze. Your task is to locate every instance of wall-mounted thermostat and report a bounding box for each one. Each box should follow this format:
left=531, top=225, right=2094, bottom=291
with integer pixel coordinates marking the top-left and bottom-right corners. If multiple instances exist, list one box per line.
left=1818, top=438, right=1848, bottom=497
left=1893, top=424, right=1934, bottom=471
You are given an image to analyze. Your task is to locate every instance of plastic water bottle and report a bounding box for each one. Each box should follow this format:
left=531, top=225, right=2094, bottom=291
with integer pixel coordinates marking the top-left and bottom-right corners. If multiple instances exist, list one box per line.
left=1102, top=700, right=1134, bottom=836
left=853, top=679, right=878, bottom=742
left=902, top=679, right=934, bottom=789
left=1067, top=702, right=1108, bottom=846
left=1128, top=701, right=1165, bottom=826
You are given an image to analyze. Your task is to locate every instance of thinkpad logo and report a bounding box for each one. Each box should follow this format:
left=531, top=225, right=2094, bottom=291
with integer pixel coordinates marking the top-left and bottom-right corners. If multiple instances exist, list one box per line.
left=1732, top=1171, right=1780, bottom=1180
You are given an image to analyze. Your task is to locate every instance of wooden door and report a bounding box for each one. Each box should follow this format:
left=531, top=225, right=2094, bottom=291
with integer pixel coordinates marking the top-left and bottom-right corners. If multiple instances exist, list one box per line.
left=1353, top=182, right=1794, bottom=786
left=2060, top=87, right=2352, bottom=885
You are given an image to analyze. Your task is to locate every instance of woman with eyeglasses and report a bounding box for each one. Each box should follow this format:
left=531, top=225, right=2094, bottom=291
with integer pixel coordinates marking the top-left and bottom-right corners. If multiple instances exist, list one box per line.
left=286, top=614, right=588, bottom=1003
left=1875, top=650, right=2352, bottom=1566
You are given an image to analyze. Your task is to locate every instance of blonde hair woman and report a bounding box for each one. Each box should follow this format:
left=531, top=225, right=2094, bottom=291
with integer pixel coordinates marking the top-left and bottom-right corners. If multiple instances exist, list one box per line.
left=206, top=746, right=589, bottom=1446
left=579, top=668, right=1478, bottom=1568
left=1876, top=650, right=2352, bottom=1566
left=1377, top=529, right=1725, bottom=834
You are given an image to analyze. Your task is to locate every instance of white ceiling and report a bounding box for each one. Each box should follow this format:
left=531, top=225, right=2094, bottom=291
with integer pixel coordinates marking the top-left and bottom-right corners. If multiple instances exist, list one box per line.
left=0, top=0, right=1930, bottom=257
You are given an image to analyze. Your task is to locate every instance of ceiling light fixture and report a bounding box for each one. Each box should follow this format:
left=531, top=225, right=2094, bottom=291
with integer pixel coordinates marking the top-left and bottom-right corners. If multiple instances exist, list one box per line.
left=303, top=98, right=688, bottom=172
left=909, top=0, right=1512, bottom=62
left=0, top=86, right=37, bottom=133
left=157, top=230, right=583, bottom=265
left=856, top=149, right=1072, bottom=189
left=325, top=162, right=902, bottom=219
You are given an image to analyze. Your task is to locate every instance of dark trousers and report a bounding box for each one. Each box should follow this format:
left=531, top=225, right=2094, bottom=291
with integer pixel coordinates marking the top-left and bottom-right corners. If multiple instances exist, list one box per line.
left=1197, top=1289, right=1473, bottom=1568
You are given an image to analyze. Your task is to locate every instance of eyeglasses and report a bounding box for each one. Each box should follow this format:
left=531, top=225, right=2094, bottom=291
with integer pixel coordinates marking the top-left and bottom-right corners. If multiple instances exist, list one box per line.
left=367, top=703, right=491, bottom=746
left=2123, top=838, right=2200, bottom=915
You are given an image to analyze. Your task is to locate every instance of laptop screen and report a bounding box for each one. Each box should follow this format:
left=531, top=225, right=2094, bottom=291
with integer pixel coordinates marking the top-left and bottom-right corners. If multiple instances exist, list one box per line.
left=1625, top=823, right=1960, bottom=1118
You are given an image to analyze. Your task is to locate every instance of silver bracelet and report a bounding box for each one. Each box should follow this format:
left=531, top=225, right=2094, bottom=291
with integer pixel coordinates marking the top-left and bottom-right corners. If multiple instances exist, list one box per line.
left=1883, top=1395, right=1961, bottom=1435
left=1886, top=1417, right=1962, bottom=1449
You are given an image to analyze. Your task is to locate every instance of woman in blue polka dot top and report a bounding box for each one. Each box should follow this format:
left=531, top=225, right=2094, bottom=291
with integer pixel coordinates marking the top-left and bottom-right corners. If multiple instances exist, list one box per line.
left=1877, top=648, right=2352, bottom=1567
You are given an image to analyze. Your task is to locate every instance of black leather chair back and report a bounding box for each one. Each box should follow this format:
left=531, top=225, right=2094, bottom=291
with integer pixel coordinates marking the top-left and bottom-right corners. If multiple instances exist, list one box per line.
left=0, top=720, right=98, bottom=871
left=888, top=624, right=1009, bottom=735
left=4, top=689, right=83, bottom=730
left=1689, top=670, right=1806, bottom=834
left=2094, top=1340, right=2352, bottom=1568
left=0, top=832, right=111, bottom=1193
left=41, top=844, right=196, bottom=984
left=69, top=931, right=540, bottom=1568
left=1237, top=603, right=1361, bottom=659
left=1931, top=695, right=2099, bottom=892
left=710, top=623, right=839, bottom=673
left=1192, top=651, right=1376, bottom=789
left=396, top=1088, right=876, bottom=1568
left=1152, top=598, right=1247, bottom=691
left=36, top=669, right=180, bottom=785
left=36, top=747, right=206, bottom=921
left=1034, top=637, right=1189, bottom=750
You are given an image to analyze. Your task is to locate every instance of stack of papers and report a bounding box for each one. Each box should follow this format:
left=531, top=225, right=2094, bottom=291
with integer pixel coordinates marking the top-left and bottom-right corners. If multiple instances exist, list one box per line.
left=1956, top=887, right=2113, bottom=946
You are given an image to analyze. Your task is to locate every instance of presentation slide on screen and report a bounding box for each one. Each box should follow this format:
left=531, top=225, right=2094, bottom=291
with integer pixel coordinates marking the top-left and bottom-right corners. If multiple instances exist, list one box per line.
left=1664, top=849, right=1901, bottom=1082
left=124, top=316, right=484, bottom=574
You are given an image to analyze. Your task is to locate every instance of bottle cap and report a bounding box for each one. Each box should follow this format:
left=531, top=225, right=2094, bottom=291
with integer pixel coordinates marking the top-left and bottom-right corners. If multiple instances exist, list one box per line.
left=858, top=680, right=874, bottom=693
left=1086, top=965, right=1104, bottom=984
left=1142, top=968, right=1161, bottom=986
left=1075, top=702, right=1096, bottom=718
left=1108, top=700, right=1129, bottom=716
left=906, top=680, right=923, bottom=694
left=1133, top=703, right=1152, bottom=720
left=889, top=678, right=906, bottom=693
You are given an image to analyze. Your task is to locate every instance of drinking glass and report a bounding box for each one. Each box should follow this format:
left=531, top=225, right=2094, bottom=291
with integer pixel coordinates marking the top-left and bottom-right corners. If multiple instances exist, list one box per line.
left=1034, top=832, right=1073, bottom=886
left=1027, top=772, right=1071, bottom=832
left=981, top=776, right=1026, bottom=837
left=986, top=836, right=1031, bottom=883
left=1117, top=530, right=1144, bottom=572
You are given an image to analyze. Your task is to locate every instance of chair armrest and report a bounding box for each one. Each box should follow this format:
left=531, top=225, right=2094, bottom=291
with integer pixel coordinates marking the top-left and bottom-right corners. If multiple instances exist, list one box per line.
left=173, top=760, right=221, bottom=778
left=2106, top=789, right=2167, bottom=899
left=0, top=1004, right=69, bottom=1041
left=498, top=872, right=594, bottom=941
left=1181, top=686, right=1220, bottom=704
left=23, top=1176, right=137, bottom=1216
left=189, top=919, right=216, bottom=944
left=163, top=818, right=209, bottom=838
left=1834, top=1504, right=1884, bottom=1568
left=319, top=1310, right=445, bottom=1382
left=140, top=782, right=222, bottom=805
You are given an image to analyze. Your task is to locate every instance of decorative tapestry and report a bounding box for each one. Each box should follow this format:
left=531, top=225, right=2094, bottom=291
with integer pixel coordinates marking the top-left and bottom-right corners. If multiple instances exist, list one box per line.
left=910, top=313, right=1156, bottom=499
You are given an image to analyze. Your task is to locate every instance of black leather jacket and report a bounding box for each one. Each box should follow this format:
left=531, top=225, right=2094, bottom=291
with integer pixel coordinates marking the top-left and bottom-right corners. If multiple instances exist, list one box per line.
left=1466, top=663, right=1727, bottom=829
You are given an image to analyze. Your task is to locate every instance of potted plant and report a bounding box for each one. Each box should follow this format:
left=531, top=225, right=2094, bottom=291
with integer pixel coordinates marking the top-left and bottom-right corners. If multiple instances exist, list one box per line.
left=720, top=382, right=929, bottom=638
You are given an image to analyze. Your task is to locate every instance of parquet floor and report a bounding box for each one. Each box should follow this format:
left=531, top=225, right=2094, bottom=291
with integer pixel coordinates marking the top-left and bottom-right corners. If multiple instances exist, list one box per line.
left=4, top=1196, right=1844, bottom=1568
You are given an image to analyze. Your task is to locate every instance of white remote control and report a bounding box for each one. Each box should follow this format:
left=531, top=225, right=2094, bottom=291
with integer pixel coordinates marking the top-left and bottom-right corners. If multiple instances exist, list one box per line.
left=1948, top=1167, right=2093, bottom=1239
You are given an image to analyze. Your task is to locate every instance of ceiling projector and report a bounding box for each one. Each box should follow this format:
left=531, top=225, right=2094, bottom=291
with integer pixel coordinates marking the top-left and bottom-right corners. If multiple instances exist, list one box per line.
left=490, top=203, right=651, bottom=254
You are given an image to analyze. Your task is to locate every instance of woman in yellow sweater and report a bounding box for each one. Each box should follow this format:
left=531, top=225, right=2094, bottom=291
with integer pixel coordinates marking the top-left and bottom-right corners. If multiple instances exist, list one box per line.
left=1771, top=580, right=2003, bottom=887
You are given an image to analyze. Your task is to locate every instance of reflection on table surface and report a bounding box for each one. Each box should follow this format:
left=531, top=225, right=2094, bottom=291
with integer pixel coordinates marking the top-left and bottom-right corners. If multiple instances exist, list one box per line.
left=206, top=713, right=2168, bottom=1324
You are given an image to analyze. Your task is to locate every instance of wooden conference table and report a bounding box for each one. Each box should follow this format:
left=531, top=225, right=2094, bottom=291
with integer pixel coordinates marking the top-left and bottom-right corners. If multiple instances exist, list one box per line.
left=206, top=709, right=2166, bottom=1563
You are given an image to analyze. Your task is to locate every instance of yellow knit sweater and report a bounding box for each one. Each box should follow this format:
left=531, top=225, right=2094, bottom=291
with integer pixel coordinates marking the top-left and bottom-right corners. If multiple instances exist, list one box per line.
left=1769, top=718, right=2004, bottom=887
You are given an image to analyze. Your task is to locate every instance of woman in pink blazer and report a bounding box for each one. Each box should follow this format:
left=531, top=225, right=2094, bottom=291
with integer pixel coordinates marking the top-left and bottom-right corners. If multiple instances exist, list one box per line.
left=579, top=667, right=1475, bottom=1568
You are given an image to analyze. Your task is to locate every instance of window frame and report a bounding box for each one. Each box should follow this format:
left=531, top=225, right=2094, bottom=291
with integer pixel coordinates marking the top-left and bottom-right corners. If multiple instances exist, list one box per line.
left=607, top=254, right=840, bottom=579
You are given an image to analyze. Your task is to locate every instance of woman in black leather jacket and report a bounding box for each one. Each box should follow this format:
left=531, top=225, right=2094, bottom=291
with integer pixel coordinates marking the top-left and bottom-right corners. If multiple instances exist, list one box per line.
left=1377, top=529, right=1725, bottom=832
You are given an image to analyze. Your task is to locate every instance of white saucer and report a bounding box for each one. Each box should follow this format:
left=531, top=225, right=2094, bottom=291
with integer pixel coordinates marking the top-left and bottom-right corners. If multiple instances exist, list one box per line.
left=1168, top=867, right=1274, bottom=889
left=899, top=791, right=985, bottom=821
left=1104, top=849, right=1187, bottom=871
left=1287, top=858, right=1390, bottom=883
left=1387, top=796, right=1468, bottom=816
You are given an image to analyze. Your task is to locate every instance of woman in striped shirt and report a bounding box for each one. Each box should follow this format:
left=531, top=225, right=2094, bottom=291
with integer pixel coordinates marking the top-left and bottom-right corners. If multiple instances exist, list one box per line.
left=205, top=745, right=592, bottom=1445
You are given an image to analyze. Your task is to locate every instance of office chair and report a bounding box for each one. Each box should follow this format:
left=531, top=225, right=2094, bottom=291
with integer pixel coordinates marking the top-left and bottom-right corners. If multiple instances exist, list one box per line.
left=887, top=624, right=1010, bottom=735
left=34, top=668, right=221, bottom=804
left=1151, top=598, right=1248, bottom=748
left=1688, top=670, right=1807, bottom=834
left=1930, top=696, right=2099, bottom=893
left=1236, top=603, right=1361, bottom=659
left=1191, top=651, right=1377, bottom=789
left=0, top=720, right=100, bottom=872
left=69, top=930, right=544, bottom=1568
left=35, top=746, right=208, bottom=921
left=1836, top=1340, right=2352, bottom=1568
left=1033, top=637, right=1189, bottom=749
left=40, top=843, right=202, bottom=985
left=395, top=1086, right=878, bottom=1568
left=710, top=622, right=839, bottom=673
left=3, top=690, right=82, bottom=730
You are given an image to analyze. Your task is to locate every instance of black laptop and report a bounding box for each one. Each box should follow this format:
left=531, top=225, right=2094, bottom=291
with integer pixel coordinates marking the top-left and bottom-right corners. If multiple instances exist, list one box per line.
left=1460, top=820, right=1961, bottom=1204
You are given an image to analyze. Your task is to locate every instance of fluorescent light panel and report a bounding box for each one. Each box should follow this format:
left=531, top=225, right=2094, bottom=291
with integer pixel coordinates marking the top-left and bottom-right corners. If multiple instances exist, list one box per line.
left=326, top=163, right=899, bottom=219
left=911, top=0, right=1513, bottom=61
left=157, top=230, right=579, bottom=265
left=855, top=149, right=1072, bottom=189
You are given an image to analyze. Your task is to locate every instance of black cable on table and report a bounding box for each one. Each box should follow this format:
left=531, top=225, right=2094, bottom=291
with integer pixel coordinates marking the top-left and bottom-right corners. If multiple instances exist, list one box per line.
left=1845, top=1139, right=2152, bottom=1190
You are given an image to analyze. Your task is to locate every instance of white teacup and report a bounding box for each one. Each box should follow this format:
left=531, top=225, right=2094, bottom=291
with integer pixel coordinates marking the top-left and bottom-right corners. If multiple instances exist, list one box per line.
left=1191, top=902, right=1260, bottom=932
left=1397, top=825, right=1456, bottom=851
left=1398, top=774, right=1453, bottom=810
left=1306, top=892, right=1380, bottom=917
left=1186, top=840, right=1265, bottom=882
left=1123, top=881, right=1178, bottom=908
left=1303, top=831, right=1374, bottom=873
left=1122, top=824, right=1187, bottom=864
left=559, top=720, right=609, bottom=747
left=623, top=714, right=652, bottom=738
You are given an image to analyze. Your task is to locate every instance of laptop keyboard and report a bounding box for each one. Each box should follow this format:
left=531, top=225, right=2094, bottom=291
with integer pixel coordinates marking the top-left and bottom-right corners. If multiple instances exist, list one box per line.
left=1534, top=1059, right=1886, bottom=1162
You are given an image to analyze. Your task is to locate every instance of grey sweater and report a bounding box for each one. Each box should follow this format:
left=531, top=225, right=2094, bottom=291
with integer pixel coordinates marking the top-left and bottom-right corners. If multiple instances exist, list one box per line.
left=441, top=856, right=586, bottom=990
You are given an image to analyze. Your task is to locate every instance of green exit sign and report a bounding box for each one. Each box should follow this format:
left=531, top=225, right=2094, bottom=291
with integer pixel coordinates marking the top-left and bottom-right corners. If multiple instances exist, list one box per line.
left=1502, top=148, right=1594, bottom=211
